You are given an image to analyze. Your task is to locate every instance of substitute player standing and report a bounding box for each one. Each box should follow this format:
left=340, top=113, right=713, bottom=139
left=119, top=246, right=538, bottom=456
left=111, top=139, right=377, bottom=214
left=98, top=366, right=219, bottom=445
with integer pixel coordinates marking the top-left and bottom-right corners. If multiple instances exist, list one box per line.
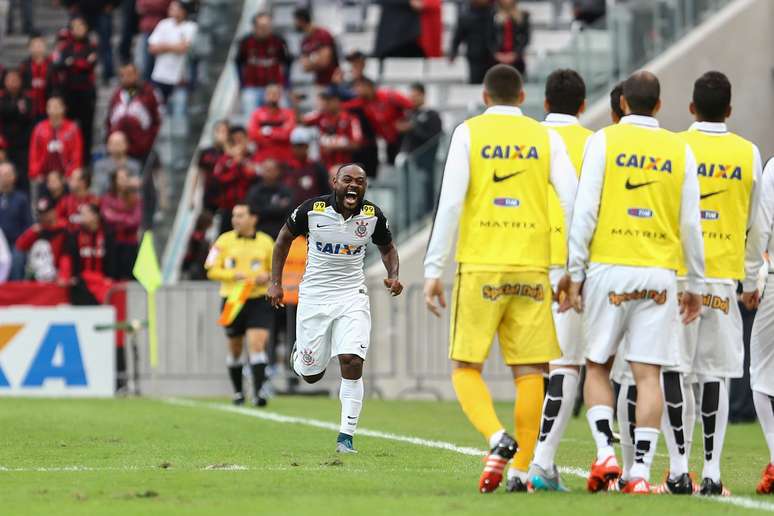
left=424, top=64, right=578, bottom=493
left=529, top=68, right=593, bottom=491
left=267, top=164, right=402, bottom=454
left=206, top=203, right=275, bottom=406
left=655, top=71, right=761, bottom=497
left=742, top=156, right=774, bottom=495
left=565, top=70, right=704, bottom=494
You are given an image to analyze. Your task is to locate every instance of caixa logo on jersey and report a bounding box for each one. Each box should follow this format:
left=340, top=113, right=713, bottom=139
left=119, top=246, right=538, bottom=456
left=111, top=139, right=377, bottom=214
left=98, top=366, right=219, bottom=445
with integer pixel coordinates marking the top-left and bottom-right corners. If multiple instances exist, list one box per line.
left=701, top=210, right=720, bottom=221
left=0, top=307, right=115, bottom=397
left=627, top=207, right=653, bottom=218
left=315, top=241, right=365, bottom=255
left=493, top=197, right=520, bottom=208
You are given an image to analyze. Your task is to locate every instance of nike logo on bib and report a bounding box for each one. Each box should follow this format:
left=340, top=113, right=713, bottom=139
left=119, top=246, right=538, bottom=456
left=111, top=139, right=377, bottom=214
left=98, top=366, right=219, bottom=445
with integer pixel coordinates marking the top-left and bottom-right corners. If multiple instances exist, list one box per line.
left=316, top=223, right=337, bottom=228
left=492, top=170, right=525, bottom=182
left=625, top=178, right=658, bottom=190
left=700, top=189, right=727, bottom=200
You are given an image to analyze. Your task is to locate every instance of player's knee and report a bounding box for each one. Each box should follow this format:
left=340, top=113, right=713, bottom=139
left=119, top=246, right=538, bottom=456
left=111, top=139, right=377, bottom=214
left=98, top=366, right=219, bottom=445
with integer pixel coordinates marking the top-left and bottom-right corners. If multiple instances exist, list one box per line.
left=339, top=354, right=363, bottom=378
left=302, top=371, right=325, bottom=384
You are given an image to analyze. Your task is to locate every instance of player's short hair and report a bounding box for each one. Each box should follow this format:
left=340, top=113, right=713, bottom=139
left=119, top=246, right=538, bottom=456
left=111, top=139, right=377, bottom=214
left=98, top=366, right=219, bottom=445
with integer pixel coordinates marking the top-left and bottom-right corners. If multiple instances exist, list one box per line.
left=293, top=7, right=311, bottom=24
left=544, top=69, right=586, bottom=116
left=622, top=71, right=660, bottom=115
left=234, top=202, right=258, bottom=218
left=693, top=71, right=731, bottom=122
left=610, top=82, right=624, bottom=120
left=336, top=163, right=367, bottom=177
left=484, top=64, right=522, bottom=104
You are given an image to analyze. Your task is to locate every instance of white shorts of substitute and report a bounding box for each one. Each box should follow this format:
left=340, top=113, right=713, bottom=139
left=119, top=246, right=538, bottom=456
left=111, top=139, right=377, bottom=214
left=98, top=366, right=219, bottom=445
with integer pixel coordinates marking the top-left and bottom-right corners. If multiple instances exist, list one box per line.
left=293, top=292, right=371, bottom=376
left=550, top=267, right=585, bottom=366
left=751, top=275, right=774, bottom=397
left=583, top=264, right=678, bottom=367
left=669, top=280, right=742, bottom=380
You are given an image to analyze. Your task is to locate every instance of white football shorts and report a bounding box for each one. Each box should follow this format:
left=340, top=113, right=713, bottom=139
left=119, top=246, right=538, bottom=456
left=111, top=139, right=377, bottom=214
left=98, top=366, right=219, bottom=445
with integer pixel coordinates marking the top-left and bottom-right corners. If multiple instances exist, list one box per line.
left=751, top=275, right=774, bottom=396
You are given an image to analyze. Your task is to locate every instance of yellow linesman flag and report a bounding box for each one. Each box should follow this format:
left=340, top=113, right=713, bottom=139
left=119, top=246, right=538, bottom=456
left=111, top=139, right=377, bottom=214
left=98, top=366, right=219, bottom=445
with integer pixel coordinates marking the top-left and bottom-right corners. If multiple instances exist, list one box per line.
left=218, top=281, right=254, bottom=327
left=132, top=231, right=162, bottom=367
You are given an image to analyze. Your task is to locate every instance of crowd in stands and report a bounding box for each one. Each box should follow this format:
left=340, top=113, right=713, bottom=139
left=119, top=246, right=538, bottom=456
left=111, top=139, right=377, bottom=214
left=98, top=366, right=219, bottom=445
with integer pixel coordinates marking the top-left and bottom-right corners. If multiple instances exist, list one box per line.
left=0, top=0, right=199, bottom=294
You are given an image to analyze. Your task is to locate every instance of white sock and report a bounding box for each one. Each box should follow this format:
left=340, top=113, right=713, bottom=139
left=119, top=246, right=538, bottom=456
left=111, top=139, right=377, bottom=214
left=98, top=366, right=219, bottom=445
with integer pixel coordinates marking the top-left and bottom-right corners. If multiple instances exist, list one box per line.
left=630, top=427, right=659, bottom=481
left=488, top=429, right=506, bottom=449
left=248, top=351, right=268, bottom=365
left=533, top=368, right=579, bottom=470
left=617, top=381, right=636, bottom=480
left=339, top=378, right=364, bottom=436
left=699, top=376, right=729, bottom=482
left=661, top=372, right=689, bottom=478
left=587, top=405, right=616, bottom=462
left=754, top=390, right=774, bottom=463
left=684, top=381, right=697, bottom=460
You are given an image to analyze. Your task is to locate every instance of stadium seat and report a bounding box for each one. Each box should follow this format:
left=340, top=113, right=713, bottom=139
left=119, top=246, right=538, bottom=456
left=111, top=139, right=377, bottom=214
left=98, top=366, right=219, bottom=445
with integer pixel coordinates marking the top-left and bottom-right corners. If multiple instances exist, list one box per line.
left=532, top=30, right=574, bottom=54
left=289, top=60, right=315, bottom=86
left=364, top=58, right=381, bottom=81
left=381, top=58, right=425, bottom=83
left=441, top=2, right=458, bottom=29
left=445, top=84, right=485, bottom=110
left=272, top=4, right=296, bottom=30
left=426, top=58, right=468, bottom=82
left=423, top=84, right=443, bottom=110
left=340, top=32, right=375, bottom=55
left=365, top=4, right=381, bottom=31
left=520, top=1, right=553, bottom=28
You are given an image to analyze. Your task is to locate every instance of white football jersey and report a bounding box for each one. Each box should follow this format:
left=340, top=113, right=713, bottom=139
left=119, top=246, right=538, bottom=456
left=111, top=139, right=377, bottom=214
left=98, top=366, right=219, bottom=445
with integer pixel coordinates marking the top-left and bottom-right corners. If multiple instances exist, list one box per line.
left=286, top=194, right=392, bottom=303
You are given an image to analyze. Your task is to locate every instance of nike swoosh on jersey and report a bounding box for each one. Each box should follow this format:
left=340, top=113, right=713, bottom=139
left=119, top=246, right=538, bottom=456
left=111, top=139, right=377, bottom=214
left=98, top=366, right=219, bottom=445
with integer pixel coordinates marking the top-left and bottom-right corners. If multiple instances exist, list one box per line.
left=700, top=190, right=727, bottom=200
left=624, top=178, right=659, bottom=190
left=492, top=170, right=525, bottom=183
left=316, top=223, right=337, bottom=228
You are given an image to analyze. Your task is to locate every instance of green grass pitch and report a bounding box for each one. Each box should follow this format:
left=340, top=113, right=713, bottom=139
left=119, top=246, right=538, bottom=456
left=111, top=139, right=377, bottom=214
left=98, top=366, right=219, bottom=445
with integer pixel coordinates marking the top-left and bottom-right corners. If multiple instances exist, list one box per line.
left=1, top=396, right=772, bottom=515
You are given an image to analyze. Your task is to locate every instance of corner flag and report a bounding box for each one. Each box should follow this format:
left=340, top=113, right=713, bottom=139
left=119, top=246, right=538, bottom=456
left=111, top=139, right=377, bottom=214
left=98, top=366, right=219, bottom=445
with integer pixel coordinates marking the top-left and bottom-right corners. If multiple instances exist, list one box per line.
left=132, top=231, right=162, bottom=367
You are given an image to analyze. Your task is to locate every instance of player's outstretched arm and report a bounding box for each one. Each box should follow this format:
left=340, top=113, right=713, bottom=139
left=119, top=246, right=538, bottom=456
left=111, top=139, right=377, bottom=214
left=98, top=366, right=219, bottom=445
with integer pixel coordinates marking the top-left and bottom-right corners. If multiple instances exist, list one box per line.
left=378, top=242, right=403, bottom=297
left=267, top=224, right=294, bottom=308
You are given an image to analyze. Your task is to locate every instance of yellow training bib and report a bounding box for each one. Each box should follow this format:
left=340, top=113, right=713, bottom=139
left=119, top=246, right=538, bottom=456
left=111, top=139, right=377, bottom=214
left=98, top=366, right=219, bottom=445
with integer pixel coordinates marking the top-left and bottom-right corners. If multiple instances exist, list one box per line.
left=456, top=113, right=553, bottom=268
left=589, top=123, right=686, bottom=270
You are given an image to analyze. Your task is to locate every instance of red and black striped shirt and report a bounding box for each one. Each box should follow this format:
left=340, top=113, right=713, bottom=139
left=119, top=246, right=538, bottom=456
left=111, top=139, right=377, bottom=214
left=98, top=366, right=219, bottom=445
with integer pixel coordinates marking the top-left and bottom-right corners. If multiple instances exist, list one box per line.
left=235, top=33, right=290, bottom=88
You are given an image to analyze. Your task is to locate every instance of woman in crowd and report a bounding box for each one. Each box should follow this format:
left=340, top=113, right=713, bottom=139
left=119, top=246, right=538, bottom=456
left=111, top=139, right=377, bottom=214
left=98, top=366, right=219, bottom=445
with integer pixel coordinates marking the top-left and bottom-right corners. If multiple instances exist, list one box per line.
left=100, top=167, right=141, bottom=279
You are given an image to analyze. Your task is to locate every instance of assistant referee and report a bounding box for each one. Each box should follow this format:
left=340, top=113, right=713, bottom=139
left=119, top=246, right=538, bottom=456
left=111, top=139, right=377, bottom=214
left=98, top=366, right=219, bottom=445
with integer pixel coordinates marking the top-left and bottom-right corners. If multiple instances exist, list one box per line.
left=206, top=203, right=274, bottom=407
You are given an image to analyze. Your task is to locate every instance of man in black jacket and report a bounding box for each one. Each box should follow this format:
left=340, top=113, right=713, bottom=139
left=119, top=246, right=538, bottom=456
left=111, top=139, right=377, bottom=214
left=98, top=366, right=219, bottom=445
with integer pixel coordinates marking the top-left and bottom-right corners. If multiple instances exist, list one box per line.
left=375, top=0, right=424, bottom=58
left=0, top=70, right=34, bottom=192
left=246, top=159, right=294, bottom=239
left=450, top=0, right=496, bottom=84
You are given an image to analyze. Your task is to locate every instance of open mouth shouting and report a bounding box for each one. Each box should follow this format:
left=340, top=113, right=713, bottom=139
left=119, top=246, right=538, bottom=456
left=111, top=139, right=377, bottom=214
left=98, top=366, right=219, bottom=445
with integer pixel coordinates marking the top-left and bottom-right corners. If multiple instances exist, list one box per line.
left=343, top=188, right=361, bottom=208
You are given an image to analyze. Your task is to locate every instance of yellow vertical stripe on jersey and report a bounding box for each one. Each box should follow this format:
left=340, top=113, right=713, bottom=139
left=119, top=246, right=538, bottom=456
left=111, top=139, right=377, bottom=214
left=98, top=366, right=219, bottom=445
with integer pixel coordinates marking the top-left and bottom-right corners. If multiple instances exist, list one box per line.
left=589, top=124, right=687, bottom=270
left=457, top=113, right=553, bottom=268
left=547, top=124, right=593, bottom=267
left=677, top=130, right=754, bottom=279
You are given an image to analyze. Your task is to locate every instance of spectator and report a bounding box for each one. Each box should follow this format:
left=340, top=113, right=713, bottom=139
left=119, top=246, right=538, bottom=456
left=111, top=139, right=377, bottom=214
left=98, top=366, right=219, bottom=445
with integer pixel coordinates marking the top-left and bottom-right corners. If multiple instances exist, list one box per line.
left=93, top=130, right=142, bottom=194
left=347, top=77, right=413, bottom=165
left=332, top=50, right=368, bottom=98
left=293, top=7, right=338, bottom=86
left=572, top=0, right=606, bottom=26
left=0, top=162, right=33, bottom=279
left=398, top=83, right=442, bottom=211
left=53, top=16, right=98, bottom=163
left=0, top=69, right=34, bottom=191
left=28, top=96, right=84, bottom=185
left=119, top=0, right=139, bottom=63
left=0, top=135, right=7, bottom=164
left=285, top=127, right=330, bottom=205
left=491, top=0, right=531, bottom=75
left=302, top=89, right=363, bottom=173
left=7, top=0, right=35, bottom=36
left=246, top=158, right=293, bottom=239
left=15, top=197, right=69, bottom=283
left=181, top=210, right=212, bottom=280
left=196, top=119, right=228, bottom=213
left=375, top=0, right=424, bottom=58
left=148, top=0, right=197, bottom=105
left=136, top=0, right=172, bottom=80
left=41, top=169, right=68, bottom=207
left=0, top=228, right=10, bottom=283
left=57, top=168, right=100, bottom=230
left=212, top=127, right=256, bottom=235
left=62, top=203, right=118, bottom=303
left=106, top=63, right=162, bottom=162
left=19, top=33, right=55, bottom=121
left=100, top=167, right=142, bottom=279
left=235, top=12, right=291, bottom=114
left=451, top=0, right=496, bottom=83
left=63, top=0, right=119, bottom=83
left=419, top=0, right=442, bottom=58
left=248, top=84, right=295, bottom=163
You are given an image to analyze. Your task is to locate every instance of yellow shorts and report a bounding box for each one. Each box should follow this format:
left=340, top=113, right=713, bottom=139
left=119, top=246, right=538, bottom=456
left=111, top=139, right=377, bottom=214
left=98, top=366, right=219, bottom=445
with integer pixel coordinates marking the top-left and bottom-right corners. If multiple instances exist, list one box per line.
left=449, top=268, right=560, bottom=365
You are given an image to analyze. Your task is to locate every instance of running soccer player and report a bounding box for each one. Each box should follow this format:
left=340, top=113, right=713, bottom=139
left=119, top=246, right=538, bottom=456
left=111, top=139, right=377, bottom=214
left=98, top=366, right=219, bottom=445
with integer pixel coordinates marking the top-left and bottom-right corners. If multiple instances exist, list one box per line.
left=655, top=71, right=761, bottom=496
left=267, top=163, right=402, bottom=454
left=424, top=64, right=578, bottom=493
left=529, top=68, right=593, bottom=492
left=565, top=70, right=704, bottom=494
left=742, top=157, right=774, bottom=495
left=205, top=203, right=275, bottom=407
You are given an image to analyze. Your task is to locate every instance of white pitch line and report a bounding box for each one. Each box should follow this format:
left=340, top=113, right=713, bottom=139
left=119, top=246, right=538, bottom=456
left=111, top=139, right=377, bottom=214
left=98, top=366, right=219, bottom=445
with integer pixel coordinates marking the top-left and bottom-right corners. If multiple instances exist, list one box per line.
left=164, top=398, right=774, bottom=513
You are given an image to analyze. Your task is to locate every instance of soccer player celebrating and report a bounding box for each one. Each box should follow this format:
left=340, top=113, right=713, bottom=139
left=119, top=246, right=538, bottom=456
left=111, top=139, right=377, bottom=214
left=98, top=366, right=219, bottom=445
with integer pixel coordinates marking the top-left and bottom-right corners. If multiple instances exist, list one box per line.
left=424, top=64, right=578, bottom=493
left=529, top=68, right=593, bottom=491
left=206, top=204, right=275, bottom=407
left=267, top=164, right=402, bottom=454
left=656, top=71, right=761, bottom=496
left=565, top=71, right=704, bottom=494
left=742, top=157, right=774, bottom=495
